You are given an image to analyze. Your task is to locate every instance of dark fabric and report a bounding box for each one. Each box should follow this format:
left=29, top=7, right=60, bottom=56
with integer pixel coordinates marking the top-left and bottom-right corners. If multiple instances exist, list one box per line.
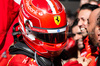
left=9, top=41, right=55, bottom=66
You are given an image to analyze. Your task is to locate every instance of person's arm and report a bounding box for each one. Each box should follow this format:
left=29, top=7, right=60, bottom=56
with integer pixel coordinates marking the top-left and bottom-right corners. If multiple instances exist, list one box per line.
left=0, top=0, right=21, bottom=54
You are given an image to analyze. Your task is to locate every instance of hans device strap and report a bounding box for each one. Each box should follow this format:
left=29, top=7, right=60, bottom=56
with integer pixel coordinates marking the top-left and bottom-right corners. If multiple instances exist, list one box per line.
left=9, top=41, right=54, bottom=66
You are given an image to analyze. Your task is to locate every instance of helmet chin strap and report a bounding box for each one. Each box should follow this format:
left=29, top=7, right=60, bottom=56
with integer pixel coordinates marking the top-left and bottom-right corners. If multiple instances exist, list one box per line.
left=35, top=51, right=40, bottom=66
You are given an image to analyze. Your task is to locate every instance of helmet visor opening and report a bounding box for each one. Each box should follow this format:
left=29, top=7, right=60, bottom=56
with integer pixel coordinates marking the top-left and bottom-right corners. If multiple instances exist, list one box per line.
left=31, top=31, right=67, bottom=43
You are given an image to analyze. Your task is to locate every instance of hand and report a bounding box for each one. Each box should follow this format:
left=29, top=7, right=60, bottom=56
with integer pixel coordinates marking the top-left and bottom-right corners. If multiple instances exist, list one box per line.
left=77, top=57, right=92, bottom=66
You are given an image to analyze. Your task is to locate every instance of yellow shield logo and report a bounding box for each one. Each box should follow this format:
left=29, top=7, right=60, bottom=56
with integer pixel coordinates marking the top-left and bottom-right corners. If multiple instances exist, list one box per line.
left=54, top=15, right=61, bottom=25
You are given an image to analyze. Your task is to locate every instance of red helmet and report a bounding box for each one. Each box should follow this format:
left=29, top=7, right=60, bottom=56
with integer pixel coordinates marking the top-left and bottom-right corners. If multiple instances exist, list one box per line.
left=19, top=0, right=68, bottom=58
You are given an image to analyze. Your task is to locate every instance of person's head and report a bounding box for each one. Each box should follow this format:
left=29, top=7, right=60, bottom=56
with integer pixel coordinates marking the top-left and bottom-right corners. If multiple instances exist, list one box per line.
left=71, top=20, right=83, bottom=50
left=88, top=8, right=100, bottom=47
left=18, top=0, right=68, bottom=58
left=66, top=10, right=77, bottom=27
left=67, top=14, right=76, bottom=27
left=72, top=26, right=84, bottom=50
left=89, top=0, right=98, bottom=5
left=77, top=3, right=99, bottom=37
left=80, top=0, right=89, bottom=7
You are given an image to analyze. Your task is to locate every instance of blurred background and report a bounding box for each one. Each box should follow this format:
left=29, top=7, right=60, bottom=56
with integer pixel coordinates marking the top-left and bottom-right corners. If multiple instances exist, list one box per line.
left=60, top=0, right=80, bottom=14
left=59, top=0, right=100, bottom=27
left=59, top=0, right=100, bottom=14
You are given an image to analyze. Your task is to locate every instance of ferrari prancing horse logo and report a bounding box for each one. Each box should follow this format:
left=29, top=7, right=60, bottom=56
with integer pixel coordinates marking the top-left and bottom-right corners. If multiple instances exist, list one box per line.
left=54, top=15, right=61, bottom=25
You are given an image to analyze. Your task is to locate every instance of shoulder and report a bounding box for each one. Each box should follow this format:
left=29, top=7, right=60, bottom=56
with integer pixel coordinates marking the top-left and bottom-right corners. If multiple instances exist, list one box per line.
left=7, top=54, right=38, bottom=66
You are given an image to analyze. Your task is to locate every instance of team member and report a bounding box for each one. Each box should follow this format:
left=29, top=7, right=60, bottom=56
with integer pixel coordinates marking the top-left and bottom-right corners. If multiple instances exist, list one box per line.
left=88, top=8, right=100, bottom=66
left=63, top=19, right=92, bottom=66
left=77, top=3, right=99, bottom=57
left=72, top=20, right=98, bottom=66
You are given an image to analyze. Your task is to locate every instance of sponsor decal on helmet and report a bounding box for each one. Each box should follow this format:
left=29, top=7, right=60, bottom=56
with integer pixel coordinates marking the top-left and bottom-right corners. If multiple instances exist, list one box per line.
left=54, top=15, right=61, bottom=25
left=56, top=44, right=62, bottom=48
left=25, top=0, right=44, bottom=16
left=57, top=29, right=60, bottom=32
left=21, top=4, right=29, bottom=18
